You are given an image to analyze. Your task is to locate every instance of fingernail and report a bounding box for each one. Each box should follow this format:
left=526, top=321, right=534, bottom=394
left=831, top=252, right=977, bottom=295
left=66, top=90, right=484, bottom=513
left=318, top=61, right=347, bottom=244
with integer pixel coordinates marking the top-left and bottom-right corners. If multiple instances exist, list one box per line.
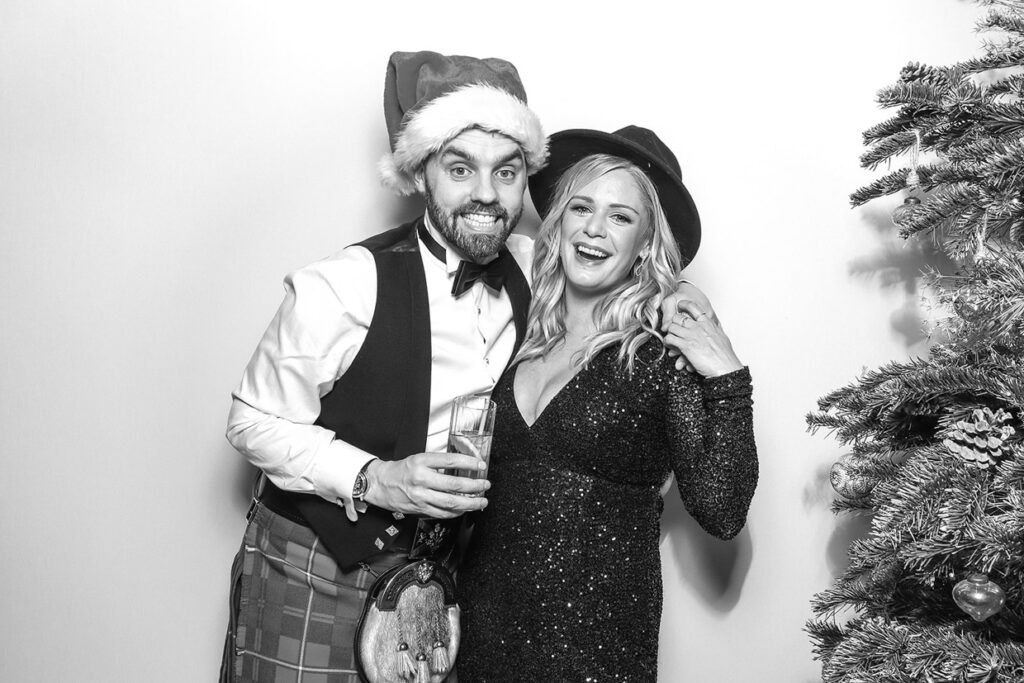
left=478, top=461, right=487, bottom=469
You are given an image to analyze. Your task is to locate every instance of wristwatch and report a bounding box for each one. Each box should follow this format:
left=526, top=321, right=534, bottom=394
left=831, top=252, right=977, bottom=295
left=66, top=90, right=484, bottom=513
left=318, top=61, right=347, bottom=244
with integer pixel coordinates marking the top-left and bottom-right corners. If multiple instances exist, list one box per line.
left=352, top=461, right=372, bottom=502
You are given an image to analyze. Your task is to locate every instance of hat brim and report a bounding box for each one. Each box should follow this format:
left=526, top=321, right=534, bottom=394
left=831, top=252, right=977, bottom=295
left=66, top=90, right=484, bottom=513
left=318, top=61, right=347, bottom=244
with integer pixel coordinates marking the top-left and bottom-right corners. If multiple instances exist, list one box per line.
left=528, top=129, right=701, bottom=263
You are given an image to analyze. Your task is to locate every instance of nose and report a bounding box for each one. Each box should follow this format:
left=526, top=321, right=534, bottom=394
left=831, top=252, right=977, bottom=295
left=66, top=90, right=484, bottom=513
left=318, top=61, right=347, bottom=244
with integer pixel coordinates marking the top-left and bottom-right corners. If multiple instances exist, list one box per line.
left=583, top=213, right=607, bottom=238
left=471, top=174, right=498, bottom=205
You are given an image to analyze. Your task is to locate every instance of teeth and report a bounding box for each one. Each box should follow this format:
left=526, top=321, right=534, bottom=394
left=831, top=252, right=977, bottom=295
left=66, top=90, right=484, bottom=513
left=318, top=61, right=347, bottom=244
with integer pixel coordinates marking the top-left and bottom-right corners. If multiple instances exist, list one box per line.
left=462, top=213, right=499, bottom=228
left=576, top=244, right=609, bottom=259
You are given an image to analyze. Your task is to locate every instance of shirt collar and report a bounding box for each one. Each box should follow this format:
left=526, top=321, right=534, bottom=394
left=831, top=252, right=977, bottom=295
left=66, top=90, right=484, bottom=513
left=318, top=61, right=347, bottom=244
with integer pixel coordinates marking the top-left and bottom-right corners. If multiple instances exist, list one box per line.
left=421, top=215, right=462, bottom=275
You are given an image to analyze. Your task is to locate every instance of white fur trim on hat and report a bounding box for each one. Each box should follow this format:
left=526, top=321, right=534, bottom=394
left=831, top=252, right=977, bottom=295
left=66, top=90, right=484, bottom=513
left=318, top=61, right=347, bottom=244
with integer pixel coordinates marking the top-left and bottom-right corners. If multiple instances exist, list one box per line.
left=378, top=83, right=548, bottom=196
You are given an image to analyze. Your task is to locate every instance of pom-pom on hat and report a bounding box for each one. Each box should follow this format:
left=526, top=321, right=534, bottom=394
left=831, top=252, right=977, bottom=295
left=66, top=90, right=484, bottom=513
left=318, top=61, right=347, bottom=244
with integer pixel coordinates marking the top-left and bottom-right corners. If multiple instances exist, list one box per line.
left=379, top=51, right=548, bottom=196
left=528, top=126, right=701, bottom=264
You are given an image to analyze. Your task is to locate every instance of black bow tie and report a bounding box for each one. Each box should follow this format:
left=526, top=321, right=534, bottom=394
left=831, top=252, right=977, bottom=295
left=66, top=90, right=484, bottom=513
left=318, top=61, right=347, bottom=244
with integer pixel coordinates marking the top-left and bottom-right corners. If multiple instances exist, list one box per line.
left=417, top=220, right=508, bottom=297
left=451, top=259, right=507, bottom=296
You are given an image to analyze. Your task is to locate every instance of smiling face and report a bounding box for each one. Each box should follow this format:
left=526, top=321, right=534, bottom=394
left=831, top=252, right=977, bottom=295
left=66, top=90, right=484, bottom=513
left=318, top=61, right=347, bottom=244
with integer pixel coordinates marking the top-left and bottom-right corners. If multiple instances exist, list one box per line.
left=558, top=168, right=651, bottom=301
left=416, top=128, right=528, bottom=263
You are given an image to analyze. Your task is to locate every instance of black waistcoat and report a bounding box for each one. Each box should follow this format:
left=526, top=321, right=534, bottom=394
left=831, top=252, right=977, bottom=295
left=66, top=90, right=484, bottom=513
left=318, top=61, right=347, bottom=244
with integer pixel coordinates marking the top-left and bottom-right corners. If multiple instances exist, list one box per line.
left=264, top=218, right=531, bottom=569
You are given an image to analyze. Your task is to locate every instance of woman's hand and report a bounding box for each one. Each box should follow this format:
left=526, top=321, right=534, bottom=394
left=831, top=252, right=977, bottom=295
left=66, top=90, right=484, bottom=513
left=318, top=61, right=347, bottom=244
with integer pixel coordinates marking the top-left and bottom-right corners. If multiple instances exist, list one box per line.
left=661, top=281, right=718, bottom=329
left=663, top=296, right=744, bottom=378
left=661, top=282, right=721, bottom=373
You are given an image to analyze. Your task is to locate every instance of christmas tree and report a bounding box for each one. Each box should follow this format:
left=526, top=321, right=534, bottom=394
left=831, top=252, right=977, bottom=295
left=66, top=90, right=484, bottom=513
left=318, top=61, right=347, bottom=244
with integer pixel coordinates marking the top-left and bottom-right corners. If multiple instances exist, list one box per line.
left=806, top=1, right=1024, bottom=680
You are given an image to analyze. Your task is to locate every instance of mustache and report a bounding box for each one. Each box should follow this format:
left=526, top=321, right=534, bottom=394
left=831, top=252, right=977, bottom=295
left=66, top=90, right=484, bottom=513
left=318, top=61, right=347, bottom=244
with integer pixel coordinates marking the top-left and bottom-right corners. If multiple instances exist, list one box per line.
left=456, top=202, right=508, bottom=221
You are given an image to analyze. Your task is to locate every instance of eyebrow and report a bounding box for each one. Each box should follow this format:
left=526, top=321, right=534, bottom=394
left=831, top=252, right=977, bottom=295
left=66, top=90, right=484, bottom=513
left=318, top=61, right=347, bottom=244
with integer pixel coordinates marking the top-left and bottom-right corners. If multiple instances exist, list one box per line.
left=440, top=146, right=525, bottom=167
left=570, top=194, right=640, bottom=215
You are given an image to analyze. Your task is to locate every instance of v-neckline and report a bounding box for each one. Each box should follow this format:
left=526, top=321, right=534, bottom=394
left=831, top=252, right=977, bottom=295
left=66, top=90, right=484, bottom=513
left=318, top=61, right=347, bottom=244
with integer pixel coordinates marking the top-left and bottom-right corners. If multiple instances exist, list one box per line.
left=511, top=359, right=591, bottom=429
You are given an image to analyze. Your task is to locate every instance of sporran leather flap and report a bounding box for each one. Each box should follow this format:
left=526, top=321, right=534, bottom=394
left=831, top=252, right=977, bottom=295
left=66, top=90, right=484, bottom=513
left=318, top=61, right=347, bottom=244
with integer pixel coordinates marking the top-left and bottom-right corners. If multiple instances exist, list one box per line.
left=354, top=559, right=460, bottom=683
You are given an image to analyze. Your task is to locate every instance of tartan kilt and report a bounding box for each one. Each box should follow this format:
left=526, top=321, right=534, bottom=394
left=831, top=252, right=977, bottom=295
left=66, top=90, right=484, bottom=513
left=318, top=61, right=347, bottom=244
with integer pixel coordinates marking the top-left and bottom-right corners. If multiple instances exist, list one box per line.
left=219, top=502, right=409, bottom=683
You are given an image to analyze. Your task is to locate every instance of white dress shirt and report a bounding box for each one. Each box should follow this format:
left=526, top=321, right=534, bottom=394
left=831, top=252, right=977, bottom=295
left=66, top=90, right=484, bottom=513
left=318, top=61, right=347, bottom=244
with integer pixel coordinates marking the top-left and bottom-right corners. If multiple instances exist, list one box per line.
left=226, top=217, right=533, bottom=521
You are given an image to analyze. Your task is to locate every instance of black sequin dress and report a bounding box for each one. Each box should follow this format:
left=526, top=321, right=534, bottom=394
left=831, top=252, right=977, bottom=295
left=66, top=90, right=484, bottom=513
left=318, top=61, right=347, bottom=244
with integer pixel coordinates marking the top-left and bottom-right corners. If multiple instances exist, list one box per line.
left=456, top=342, right=757, bottom=682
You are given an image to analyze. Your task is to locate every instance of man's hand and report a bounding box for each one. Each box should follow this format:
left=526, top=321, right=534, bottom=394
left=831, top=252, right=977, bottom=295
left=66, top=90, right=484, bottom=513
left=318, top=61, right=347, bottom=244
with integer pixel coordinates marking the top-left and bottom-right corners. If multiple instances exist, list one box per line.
left=660, top=281, right=720, bottom=372
left=362, top=453, right=489, bottom=518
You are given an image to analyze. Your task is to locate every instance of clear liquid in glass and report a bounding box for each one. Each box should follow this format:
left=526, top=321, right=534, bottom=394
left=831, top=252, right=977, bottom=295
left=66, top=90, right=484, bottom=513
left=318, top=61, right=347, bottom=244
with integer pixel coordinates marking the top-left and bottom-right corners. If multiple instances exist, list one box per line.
left=447, top=431, right=492, bottom=494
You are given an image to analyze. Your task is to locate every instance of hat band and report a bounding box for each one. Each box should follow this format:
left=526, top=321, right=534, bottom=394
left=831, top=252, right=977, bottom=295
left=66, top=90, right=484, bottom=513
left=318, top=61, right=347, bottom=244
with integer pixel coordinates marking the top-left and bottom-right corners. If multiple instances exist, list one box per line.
left=378, top=83, right=548, bottom=196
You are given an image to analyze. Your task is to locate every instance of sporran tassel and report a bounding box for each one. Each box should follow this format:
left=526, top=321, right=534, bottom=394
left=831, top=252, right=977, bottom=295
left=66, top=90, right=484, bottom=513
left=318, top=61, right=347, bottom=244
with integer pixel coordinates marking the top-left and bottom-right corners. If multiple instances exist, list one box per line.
left=415, top=653, right=431, bottom=683
left=396, top=642, right=417, bottom=681
left=431, top=640, right=450, bottom=675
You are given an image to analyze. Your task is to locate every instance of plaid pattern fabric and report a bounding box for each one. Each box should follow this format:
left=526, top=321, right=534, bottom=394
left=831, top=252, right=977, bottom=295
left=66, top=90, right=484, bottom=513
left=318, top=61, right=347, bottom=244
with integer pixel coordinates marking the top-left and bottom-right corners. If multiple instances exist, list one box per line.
left=220, top=503, right=409, bottom=683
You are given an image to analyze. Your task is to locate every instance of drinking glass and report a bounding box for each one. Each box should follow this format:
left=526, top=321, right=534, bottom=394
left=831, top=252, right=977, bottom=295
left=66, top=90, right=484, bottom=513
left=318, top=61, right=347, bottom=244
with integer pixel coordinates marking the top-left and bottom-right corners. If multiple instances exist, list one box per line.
left=447, top=394, right=496, bottom=494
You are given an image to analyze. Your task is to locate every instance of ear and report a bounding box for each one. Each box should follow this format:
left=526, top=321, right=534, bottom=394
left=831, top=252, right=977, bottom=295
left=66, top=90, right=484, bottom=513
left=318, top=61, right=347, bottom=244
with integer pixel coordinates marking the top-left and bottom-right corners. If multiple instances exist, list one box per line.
left=413, top=168, right=427, bottom=195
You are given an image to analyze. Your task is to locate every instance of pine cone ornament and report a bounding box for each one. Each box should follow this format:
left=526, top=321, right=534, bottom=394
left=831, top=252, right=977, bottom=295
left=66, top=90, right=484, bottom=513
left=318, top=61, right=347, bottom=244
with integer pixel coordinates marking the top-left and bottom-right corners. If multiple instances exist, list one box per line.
left=899, top=61, right=949, bottom=86
left=942, top=407, right=1016, bottom=469
left=867, top=559, right=901, bottom=590
left=899, top=61, right=930, bottom=82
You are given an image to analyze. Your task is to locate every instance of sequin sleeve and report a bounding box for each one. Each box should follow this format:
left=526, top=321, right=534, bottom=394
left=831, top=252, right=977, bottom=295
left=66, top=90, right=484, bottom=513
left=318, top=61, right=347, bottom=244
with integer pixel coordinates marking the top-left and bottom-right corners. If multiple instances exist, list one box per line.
left=666, top=365, right=758, bottom=539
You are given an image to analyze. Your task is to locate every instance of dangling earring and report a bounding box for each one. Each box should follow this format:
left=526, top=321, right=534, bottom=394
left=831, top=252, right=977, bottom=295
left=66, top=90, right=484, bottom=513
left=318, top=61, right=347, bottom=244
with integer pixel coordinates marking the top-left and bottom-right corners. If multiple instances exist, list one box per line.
left=633, top=252, right=650, bottom=278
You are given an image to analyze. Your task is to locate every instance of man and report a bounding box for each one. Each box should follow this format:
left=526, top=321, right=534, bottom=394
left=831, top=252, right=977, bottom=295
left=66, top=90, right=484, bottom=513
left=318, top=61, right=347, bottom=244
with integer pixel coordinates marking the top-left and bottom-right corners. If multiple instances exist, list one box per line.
left=219, top=51, right=546, bottom=682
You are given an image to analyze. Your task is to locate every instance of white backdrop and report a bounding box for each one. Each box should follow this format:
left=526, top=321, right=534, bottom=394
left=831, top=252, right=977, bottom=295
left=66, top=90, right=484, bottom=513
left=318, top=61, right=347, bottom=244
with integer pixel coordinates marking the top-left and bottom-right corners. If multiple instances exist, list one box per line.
left=0, top=1, right=980, bottom=681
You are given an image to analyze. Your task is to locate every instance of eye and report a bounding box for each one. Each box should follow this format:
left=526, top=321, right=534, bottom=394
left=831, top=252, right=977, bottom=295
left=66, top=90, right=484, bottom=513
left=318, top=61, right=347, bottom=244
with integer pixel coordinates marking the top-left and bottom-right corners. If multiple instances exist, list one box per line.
left=496, top=168, right=519, bottom=182
left=568, top=202, right=592, bottom=216
left=610, top=212, right=635, bottom=225
left=449, top=165, right=471, bottom=179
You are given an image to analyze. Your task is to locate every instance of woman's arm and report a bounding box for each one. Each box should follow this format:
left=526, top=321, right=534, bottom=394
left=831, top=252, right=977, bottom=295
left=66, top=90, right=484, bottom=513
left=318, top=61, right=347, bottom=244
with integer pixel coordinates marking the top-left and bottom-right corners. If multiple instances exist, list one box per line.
left=666, top=367, right=758, bottom=539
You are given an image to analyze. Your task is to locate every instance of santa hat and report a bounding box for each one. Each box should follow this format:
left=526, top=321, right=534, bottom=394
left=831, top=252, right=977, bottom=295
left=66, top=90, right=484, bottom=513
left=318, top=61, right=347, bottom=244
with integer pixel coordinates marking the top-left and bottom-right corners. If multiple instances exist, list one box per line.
left=378, top=51, right=548, bottom=196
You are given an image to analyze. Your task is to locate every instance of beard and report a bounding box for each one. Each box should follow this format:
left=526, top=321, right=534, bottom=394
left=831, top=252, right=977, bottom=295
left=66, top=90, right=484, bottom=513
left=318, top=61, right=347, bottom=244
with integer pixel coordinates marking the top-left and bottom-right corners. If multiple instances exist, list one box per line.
left=424, top=181, right=522, bottom=263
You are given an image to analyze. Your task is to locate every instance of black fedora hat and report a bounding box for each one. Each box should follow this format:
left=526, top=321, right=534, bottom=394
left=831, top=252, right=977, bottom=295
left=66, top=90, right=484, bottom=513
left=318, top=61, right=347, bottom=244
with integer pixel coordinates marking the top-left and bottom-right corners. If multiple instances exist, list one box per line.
left=528, top=125, right=701, bottom=263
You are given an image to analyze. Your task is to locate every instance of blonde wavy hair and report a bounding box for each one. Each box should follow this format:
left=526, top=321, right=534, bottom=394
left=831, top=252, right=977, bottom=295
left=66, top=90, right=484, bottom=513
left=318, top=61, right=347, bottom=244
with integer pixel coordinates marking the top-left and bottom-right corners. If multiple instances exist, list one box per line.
left=515, top=154, right=684, bottom=373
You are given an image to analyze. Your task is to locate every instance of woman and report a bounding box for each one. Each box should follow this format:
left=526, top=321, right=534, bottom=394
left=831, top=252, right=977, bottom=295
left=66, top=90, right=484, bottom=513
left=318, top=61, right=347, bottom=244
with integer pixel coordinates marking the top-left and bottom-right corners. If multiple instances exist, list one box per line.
left=455, top=126, right=758, bottom=681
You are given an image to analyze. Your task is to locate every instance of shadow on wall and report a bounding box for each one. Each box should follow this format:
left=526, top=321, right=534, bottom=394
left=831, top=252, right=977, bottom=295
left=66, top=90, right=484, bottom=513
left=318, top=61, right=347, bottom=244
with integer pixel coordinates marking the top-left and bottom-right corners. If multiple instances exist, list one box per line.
left=846, top=203, right=956, bottom=354
left=805, top=201, right=955, bottom=572
left=380, top=194, right=425, bottom=236
left=660, top=490, right=752, bottom=611
left=805, top=462, right=873, bottom=574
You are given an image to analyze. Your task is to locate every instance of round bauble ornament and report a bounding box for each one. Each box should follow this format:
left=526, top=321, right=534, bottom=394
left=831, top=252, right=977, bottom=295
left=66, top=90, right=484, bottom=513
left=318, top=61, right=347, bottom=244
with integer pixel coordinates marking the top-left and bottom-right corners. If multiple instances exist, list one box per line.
left=892, top=196, right=922, bottom=226
left=829, top=459, right=873, bottom=500
left=952, top=573, right=1005, bottom=622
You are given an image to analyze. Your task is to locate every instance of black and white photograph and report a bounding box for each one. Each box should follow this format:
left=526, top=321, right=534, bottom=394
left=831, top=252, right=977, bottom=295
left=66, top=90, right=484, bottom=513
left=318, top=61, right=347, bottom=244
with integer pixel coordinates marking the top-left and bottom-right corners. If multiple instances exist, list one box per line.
left=2, top=1, right=1022, bottom=681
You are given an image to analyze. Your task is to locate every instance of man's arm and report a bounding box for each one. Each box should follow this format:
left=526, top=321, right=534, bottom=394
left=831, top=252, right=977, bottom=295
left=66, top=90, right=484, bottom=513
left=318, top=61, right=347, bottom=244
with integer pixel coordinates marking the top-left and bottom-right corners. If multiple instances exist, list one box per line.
left=226, top=249, right=381, bottom=520
left=226, top=247, right=488, bottom=521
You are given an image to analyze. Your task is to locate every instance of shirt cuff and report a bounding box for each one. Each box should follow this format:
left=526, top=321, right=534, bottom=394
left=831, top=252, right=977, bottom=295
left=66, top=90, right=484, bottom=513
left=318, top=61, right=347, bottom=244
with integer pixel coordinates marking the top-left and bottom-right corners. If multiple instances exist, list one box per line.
left=312, top=442, right=378, bottom=522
